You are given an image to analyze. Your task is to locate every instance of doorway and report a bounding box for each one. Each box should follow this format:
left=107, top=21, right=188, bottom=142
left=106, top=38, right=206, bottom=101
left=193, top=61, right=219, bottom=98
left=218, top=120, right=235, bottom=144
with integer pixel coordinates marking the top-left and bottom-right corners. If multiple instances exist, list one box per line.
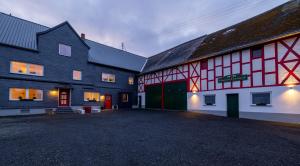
left=59, top=89, right=70, bottom=107
left=227, top=94, right=239, bottom=118
left=104, top=94, right=112, bottom=109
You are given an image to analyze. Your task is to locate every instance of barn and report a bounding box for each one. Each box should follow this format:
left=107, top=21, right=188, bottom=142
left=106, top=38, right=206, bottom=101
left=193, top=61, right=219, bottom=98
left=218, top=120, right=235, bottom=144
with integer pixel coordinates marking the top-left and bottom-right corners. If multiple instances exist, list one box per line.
left=138, top=0, right=300, bottom=123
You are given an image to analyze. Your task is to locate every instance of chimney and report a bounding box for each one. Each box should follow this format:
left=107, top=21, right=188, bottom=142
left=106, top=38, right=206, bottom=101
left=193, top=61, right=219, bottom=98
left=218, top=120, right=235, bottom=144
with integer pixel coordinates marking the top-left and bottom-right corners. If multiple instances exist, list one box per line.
left=81, top=33, right=85, bottom=39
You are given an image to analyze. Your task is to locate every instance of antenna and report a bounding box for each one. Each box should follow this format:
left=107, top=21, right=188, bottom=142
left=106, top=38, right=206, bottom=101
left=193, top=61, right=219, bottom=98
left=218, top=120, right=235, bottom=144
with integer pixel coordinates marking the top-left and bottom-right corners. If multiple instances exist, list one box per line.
left=121, top=42, right=126, bottom=51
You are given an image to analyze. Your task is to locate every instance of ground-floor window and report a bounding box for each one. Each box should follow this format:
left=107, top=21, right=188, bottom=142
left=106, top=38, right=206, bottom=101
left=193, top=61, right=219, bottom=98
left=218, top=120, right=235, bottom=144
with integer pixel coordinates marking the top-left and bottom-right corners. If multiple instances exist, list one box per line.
left=9, top=88, right=43, bottom=101
left=122, top=93, right=129, bottom=103
left=251, top=92, right=271, bottom=106
left=84, top=92, right=100, bottom=102
left=204, top=95, right=216, bottom=106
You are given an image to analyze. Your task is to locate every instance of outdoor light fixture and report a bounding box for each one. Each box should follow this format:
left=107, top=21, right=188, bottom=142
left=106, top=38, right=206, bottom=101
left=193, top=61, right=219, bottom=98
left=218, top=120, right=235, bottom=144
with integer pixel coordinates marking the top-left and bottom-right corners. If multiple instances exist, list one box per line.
left=287, top=84, right=295, bottom=89
left=192, top=90, right=197, bottom=94
left=49, top=90, right=58, bottom=96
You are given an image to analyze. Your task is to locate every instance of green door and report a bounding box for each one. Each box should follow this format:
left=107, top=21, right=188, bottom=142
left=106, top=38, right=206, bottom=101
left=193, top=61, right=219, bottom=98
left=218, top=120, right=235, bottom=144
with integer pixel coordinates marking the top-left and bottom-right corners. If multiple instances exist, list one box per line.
left=145, top=84, right=162, bottom=109
left=164, top=81, right=187, bottom=110
left=227, top=94, right=239, bottom=118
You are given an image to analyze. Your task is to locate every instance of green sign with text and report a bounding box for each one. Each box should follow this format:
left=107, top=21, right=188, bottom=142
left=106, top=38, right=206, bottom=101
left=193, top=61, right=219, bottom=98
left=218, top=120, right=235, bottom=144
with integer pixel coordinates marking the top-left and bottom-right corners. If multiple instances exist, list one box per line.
left=218, top=74, right=248, bottom=83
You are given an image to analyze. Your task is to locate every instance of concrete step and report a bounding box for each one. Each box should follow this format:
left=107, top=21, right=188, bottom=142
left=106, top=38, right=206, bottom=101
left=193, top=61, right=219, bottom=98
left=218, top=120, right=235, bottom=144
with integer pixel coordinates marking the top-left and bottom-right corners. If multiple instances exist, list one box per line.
left=56, top=107, right=74, bottom=114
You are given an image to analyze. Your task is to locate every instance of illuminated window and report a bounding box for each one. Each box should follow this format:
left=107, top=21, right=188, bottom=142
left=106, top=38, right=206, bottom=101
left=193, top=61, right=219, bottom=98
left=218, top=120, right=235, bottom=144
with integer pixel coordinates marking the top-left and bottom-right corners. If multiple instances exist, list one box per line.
left=9, top=88, right=43, bottom=101
left=252, top=46, right=263, bottom=58
left=122, top=93, right=129, bottom=103
left=102, top=73, right=115, bottom=83
left=73, top=70, right=82, bottom=80
left=59, top=44, right=71, bottom=57
left=204, top=95, right=215, bottom=105
left=10, top=61, right=44, bottom=76
left=252, top=92, right=271, bottom=106
left=128, top=77, right=134, bottom=85
left=84, top=92, right=100, bottom=102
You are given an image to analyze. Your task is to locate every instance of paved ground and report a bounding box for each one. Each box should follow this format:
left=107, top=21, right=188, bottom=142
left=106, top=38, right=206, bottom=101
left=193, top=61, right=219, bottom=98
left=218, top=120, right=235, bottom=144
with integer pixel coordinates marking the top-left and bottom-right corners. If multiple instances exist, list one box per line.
left=0, top=110, right=299, bottom=166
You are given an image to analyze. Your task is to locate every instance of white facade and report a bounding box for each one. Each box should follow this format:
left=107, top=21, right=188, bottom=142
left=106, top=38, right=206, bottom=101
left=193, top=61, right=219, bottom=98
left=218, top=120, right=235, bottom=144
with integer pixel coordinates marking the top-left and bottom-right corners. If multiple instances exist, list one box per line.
left=138, top=35, right=300, bottom=123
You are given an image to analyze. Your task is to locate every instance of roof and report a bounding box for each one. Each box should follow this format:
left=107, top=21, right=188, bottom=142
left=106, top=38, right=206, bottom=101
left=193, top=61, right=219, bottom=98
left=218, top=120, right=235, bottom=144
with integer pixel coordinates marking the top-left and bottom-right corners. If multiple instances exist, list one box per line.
left=0, top=12, right=48, bottom=50
left=142, top=36, right=206, bottom=73
left=190, top=0, right=300, bottom=60
left=0, top=12, right=146, bottom=72
left=85, top=39, right=147, bottom=72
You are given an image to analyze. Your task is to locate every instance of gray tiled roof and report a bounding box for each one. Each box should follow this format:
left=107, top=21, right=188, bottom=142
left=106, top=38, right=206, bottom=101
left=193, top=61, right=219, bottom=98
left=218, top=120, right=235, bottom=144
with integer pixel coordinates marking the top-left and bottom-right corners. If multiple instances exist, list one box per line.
left=0, top=12, right=48, bottom=50
left=142, top=36, right=206, bottom=73
left=85, top=39, right=147, bottom=72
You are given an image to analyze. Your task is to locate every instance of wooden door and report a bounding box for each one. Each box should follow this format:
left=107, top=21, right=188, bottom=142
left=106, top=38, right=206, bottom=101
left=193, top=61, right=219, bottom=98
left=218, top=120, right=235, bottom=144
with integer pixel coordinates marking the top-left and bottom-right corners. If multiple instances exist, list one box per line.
left=59, top=89, right=70, bottom=107
left=227, top=94, right=239, bottom=118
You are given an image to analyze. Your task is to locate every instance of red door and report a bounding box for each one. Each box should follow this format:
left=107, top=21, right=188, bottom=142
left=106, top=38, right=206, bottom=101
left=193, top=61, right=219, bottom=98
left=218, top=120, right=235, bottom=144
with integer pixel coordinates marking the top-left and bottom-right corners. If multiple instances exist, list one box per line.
left=59, top=89, right=70, bottom=107
left=104, top=95, right=112, bottom=109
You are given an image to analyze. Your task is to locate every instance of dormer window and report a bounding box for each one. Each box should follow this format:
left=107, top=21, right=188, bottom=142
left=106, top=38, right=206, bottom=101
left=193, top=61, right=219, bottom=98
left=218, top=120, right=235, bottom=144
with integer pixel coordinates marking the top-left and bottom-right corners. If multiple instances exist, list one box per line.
left=59, top=44, right=71, bottom=57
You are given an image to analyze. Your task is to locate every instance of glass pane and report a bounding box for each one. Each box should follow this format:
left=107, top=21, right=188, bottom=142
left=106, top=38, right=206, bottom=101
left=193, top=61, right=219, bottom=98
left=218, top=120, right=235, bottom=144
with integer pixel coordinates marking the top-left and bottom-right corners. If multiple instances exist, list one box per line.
left=73, top=70, right=82, bottom=80
left=29, top=89, right=43, bottom=100
left=11, top=61, right=27, bottom=74
left=128, top=77, right=134, bottom=85
left=84, top=92, right=100, bottom=101
left=29, top=64, right=43, bottom=76
left=252, top=47, right=262, bottom=58
left=10, top=88, right=26, bottom=100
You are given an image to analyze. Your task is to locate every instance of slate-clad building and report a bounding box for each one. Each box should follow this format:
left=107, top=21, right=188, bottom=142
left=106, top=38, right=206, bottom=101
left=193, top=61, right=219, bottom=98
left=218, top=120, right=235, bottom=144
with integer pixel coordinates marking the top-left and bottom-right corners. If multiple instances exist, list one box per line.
left=138, top=0, right=300, bottom=123
left=0, top=13, right=146, bottom=116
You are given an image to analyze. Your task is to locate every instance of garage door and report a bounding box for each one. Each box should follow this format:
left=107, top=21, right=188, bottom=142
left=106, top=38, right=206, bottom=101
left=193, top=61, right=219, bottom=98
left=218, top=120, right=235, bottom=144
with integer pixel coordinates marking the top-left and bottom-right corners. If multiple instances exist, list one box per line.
left=145, top=84, right=162, bottom=109
left=164, top=81, right=187, bottom=110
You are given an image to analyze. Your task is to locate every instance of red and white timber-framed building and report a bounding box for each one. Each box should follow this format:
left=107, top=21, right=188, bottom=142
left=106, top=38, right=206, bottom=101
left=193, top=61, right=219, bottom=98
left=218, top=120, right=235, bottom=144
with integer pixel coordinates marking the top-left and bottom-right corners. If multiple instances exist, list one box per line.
left=138, top=1, right=300, bottom=123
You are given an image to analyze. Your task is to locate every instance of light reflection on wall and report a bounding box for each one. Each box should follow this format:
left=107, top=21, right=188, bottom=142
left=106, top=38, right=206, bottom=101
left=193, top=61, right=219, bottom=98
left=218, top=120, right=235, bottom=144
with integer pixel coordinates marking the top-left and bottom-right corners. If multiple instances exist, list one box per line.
left=280, top=88, right=300, bottom=106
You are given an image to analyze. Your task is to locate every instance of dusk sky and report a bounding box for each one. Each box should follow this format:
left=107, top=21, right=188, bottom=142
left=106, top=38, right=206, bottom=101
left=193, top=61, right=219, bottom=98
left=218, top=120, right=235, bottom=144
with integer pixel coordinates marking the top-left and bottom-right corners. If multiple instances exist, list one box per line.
left=0, top=0, right=289, bottom=57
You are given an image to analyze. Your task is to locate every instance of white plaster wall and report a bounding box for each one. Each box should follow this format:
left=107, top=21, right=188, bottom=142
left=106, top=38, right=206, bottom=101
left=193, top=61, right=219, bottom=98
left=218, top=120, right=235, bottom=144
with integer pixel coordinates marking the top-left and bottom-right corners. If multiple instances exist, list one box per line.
left=138, top=92, right=145, bottom=108
left=188, top=85, right=300, bottom=114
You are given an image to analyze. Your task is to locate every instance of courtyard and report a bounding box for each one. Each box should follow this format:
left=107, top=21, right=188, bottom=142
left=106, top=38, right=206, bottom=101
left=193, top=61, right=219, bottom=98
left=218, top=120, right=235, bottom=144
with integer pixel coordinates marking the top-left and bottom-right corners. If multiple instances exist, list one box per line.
left=0, top=110, right=299, bottom=166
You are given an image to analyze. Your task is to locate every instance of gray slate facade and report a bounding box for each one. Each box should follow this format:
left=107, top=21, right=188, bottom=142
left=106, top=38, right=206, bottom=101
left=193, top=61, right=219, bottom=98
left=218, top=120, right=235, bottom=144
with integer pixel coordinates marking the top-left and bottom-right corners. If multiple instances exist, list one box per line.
left=0, top=13, right=146, bottom=116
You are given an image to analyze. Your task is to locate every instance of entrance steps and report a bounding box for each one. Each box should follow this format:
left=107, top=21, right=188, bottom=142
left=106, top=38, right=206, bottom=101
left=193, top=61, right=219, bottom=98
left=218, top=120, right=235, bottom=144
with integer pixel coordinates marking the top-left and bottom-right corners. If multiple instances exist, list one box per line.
left=56, top=107, right=74, bottom=114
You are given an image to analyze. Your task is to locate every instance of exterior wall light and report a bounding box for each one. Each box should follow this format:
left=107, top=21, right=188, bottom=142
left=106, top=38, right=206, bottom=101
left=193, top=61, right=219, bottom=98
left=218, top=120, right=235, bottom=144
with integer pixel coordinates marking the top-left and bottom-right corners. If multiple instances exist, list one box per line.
left=287, top=84, right=295, bottom=89
left=192, top=90, right=197, bottom=94
left=49, top=90, right=58, bottom=96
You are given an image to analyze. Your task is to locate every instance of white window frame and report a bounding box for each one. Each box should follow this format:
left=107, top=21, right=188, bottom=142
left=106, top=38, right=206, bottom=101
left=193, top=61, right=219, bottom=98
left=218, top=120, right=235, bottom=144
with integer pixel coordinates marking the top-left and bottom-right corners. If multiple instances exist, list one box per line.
left=84, top=92, right=100, bottom=102
left=203, top=94, right=216, bottom=106
left=59, top=44, right=72, bottom=57
left=73, top=70, right=82, bottom=81
left=251, top=92, right=272, bottom=106
left=128, top=76, right=134, bottom=85
left=9, top=88, right=43, bottom=101
left=10, top=61, right=44, bottom=76
left=102, top=73, right=116, bottom=83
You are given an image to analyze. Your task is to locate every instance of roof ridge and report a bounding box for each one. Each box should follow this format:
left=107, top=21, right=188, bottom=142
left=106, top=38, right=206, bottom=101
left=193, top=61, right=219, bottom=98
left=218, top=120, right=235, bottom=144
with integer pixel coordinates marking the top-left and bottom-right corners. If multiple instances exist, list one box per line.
left=85, top=38, right=146, bottom=58
left=0, top=12, right=49, bottom=29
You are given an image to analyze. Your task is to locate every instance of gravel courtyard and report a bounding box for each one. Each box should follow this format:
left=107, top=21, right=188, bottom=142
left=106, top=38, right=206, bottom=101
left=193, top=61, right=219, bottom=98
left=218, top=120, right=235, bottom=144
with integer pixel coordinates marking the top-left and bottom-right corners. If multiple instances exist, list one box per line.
left=0, top=110, right=299, bottom=166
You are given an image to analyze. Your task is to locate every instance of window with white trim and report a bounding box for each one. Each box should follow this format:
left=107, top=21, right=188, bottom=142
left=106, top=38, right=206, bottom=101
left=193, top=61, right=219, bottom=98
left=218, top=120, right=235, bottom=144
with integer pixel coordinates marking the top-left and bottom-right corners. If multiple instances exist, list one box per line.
left=9, top=88, right=43, bottom=101
left=59, top=44, right=72, bottom=57
left=252, top=92, right=271, bottom=106
left=73, top=70, right=82, bottom=80
left=128, top=77, right=134, bottom=85
left=10, top=61, right=44, bottom=76
left=204, top=95, right=216, bottom=105
left=84, top=92, right=100, bottom=102
left=102, top=73, right=115, bottom=83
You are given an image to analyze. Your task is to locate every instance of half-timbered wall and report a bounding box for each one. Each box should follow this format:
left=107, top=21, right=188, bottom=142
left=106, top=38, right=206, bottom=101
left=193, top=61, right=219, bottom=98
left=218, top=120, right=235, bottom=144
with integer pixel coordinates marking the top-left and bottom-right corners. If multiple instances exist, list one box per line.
left=139, top=35, right=300, bottom=93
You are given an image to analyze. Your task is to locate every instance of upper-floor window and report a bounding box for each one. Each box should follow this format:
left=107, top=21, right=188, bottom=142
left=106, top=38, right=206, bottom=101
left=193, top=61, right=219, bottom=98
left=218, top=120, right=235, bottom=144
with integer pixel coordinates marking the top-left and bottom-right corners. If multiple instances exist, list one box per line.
left=9, top=88, right=43, bottom=101
left=128, top=77, right=134, bottom=85
left=84, top=92, right=100, bottom=102
left=10, top=61, right=44, bottom=76
left=252, top=46, right=263, bottom=58
left=102, top=73, right=115, bottom=83
left=59, top=44, right=72, bottom=57
left=204, top=95, right=216, bottom=106
left=252, top=92, right=271, bottom=106
left=73, top=70, right=82, bottom=80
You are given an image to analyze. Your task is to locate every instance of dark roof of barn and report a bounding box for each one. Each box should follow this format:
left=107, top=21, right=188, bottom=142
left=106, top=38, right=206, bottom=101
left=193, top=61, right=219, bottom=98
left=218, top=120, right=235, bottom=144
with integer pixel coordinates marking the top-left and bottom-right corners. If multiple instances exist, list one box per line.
left=190, top=0, right=300, bottom=61
left=142, top=35, right=206, bottom=73
left=85, top=39, right=147, bottom=72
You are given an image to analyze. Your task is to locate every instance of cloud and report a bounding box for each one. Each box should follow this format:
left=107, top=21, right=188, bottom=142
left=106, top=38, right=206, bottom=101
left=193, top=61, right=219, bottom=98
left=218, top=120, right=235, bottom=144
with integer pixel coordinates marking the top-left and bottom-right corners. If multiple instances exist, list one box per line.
left=0, top=0, right=289, bottom=57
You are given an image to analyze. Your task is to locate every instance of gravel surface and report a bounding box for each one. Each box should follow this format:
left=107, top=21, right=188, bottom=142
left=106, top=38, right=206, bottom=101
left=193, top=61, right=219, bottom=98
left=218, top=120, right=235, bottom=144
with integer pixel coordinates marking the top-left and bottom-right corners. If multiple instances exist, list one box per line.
left=0, top=110, right=299, bottom=166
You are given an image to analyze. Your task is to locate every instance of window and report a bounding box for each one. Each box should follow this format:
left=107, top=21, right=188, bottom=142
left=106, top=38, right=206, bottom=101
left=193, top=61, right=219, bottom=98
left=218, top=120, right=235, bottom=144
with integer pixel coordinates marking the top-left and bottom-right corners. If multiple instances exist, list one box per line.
left=73, top=70, right=82, bottom=80
left=252, top=92, right=271, bottom=106
left=252, top=46, right=263, bottom=58
left=10, top=61, right=44, bottom=76
left=102, top=73, right=115, bottom=83
left=59, top=44, right=72, bottom=57
left=9, top=88, right=43, bottom=101
left=204, top=95, right=215, bottom=105
left=128, top=77, right=134, bottom=85
left=122, top=93, right=129, bottom=103
left=84, top=92, right=100, bottom=102
left=201, top=59, right=208, bottom=70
